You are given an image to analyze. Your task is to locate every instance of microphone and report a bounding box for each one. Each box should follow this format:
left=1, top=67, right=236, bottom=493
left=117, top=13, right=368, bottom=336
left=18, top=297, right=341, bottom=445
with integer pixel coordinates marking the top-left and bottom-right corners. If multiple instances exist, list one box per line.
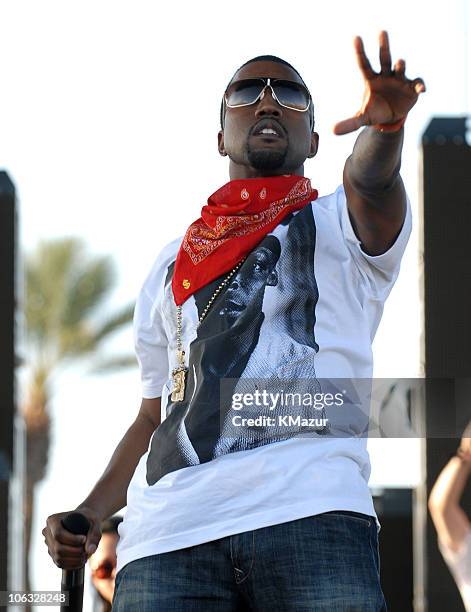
left=60, top=512, right=91, bottom=612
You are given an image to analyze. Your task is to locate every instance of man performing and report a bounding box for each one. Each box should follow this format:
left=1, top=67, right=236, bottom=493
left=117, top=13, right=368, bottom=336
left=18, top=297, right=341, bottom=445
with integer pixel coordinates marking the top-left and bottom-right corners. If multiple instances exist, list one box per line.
left=43, top=31, right=424, bottom=610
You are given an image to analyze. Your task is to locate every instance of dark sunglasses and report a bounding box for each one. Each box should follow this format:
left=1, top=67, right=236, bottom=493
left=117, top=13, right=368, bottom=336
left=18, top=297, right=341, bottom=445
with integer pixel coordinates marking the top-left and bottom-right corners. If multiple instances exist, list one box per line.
left=225, top=77, right=311, bottom=113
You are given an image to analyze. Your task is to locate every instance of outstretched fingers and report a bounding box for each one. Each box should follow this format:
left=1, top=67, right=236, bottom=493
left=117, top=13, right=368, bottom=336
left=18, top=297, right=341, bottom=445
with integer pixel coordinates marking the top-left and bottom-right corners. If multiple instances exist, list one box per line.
left=353, top=36, right=375, bottom=80
left=379, top=30, right=392, bottom=74
left=334, top=31, right=426, bottom=135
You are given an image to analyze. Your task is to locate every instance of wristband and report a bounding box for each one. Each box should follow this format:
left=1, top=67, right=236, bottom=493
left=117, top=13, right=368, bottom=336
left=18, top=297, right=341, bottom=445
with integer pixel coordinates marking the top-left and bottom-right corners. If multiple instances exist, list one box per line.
left=373, top=116, right=407, bottom=133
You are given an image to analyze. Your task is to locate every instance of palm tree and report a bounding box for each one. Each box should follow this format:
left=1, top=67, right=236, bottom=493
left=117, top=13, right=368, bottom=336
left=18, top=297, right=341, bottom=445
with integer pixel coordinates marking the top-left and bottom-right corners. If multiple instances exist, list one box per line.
left=22, top=237, right=136, bottom=596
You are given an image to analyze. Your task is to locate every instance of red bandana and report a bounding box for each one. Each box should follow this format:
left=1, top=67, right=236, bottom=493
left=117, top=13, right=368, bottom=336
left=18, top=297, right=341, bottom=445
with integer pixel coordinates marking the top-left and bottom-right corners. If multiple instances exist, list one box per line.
left=172, top=175, right=318, bottom=305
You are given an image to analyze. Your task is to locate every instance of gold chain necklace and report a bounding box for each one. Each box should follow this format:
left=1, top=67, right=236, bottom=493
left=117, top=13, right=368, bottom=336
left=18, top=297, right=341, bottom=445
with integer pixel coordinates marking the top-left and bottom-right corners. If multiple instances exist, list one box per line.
left=170, top=257, right=246, bottom=401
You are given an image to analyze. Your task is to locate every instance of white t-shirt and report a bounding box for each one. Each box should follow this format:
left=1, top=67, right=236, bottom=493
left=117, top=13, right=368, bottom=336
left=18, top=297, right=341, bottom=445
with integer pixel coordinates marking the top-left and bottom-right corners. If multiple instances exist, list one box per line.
left=439, top=530, right=471, bottom=612
left=116, top=183, right=412, bottom=573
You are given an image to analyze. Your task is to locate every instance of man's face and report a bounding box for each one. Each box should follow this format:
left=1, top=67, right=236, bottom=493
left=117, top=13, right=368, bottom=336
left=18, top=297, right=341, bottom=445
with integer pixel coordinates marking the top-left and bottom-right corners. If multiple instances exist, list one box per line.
left=219, top=244, right=279, bottom=324
left=218, top=61, right=319, bottom=178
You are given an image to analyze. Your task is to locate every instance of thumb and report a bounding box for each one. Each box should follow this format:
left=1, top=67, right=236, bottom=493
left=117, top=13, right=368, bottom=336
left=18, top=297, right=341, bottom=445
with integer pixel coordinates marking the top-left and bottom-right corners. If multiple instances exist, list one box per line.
left=85, top=522, right=101, bottom=556
left=333, top=114, right=367, bottom=136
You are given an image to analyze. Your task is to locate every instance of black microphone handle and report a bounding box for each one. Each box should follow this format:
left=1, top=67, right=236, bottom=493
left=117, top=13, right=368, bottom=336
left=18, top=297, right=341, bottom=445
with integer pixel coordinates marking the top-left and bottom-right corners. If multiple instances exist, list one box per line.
left=61, top=567, right=85, bottom=612
left=60, top=512, right=91, bottom=612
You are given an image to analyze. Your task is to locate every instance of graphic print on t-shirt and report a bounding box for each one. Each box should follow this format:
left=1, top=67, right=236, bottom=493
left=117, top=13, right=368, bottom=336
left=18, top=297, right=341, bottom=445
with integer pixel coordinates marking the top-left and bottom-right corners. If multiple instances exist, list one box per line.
left=146, top=204, right=328, bottom=486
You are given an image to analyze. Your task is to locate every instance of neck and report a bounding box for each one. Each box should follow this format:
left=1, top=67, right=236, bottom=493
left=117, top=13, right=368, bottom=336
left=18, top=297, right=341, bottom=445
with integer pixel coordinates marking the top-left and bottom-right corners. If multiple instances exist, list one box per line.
left=229, top=161, right=305, bottom=180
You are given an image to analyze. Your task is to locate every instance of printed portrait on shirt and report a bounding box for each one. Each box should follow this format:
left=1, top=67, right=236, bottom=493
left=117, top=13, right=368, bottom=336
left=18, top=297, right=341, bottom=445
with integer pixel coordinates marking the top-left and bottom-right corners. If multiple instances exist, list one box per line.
left=146, top=203, right=324, bottom=486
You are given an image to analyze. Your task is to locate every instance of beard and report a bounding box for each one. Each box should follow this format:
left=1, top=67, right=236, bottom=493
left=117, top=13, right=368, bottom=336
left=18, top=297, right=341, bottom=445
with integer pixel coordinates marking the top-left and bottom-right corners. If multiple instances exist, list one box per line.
left=246, top=141, right=288, bottom=171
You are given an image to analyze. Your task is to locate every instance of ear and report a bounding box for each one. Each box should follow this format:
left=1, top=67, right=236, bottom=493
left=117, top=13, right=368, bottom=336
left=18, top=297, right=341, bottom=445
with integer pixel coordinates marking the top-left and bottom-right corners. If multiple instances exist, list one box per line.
left=307, top=132, right=319, bottom=159
left=218, top=130, right=227, bottom=157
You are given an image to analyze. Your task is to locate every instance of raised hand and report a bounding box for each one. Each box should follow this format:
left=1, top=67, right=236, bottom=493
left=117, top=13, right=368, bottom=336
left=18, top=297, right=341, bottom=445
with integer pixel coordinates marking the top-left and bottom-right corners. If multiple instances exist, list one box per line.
left=333, top=31, right=425, bottom=135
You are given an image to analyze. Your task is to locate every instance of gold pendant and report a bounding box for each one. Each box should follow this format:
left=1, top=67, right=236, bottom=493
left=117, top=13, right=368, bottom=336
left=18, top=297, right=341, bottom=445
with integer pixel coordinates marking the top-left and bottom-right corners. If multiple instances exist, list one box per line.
left=171, top=367, right=188, bottom=401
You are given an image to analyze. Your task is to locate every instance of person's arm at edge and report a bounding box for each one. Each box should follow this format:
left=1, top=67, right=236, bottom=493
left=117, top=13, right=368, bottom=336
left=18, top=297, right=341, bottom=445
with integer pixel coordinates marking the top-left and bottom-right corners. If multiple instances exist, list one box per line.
left=428, top=451, right=471, bottom=553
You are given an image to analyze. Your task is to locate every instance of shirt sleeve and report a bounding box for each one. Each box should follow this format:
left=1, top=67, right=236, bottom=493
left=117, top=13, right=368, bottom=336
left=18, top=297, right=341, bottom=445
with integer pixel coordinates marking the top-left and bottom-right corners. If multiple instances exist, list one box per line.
left=133, top=236, right=183, bottom=399
left=337, top=184, right=412, bottom=302
left=133, top=285, right=169, bottom=399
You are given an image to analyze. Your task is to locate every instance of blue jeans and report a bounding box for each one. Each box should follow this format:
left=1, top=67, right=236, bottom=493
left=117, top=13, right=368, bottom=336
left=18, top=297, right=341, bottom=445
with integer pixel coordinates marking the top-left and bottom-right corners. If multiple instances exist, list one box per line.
left=112, top=511, right=387, bottom=611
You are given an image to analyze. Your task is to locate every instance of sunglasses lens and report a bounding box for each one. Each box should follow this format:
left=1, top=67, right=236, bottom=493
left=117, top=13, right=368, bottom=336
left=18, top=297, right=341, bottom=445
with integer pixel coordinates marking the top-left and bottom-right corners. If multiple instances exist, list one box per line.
left=273, top=80, right=310, bottom=111
left=226, top=79, right=266, bottom=106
